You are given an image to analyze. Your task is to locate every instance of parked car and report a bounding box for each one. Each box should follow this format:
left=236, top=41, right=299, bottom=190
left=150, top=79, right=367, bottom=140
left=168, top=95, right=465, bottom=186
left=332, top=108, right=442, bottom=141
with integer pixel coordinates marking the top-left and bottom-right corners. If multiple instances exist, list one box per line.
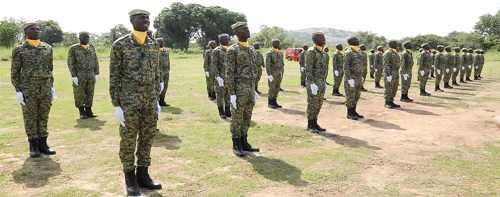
left=285, top=48, right=303, bottom=61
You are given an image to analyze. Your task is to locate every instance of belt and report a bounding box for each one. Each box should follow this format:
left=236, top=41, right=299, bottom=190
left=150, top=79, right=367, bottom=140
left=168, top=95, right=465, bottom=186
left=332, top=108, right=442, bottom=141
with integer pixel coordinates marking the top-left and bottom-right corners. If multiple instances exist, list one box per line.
left=29, top=78, right=50, bottom=84
left=121, top=82, right=154, bottom=92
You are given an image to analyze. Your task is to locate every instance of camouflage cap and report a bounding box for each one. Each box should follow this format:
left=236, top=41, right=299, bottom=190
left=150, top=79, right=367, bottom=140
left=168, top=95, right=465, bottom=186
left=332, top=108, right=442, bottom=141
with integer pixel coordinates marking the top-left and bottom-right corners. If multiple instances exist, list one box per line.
left=376, top=46, right=383, bottom=50
left=420, top=43, right=428, bottom=48
left=312, top=31, right=324, bottom=35
left=253, top=42, right=260, bottom=45
left=453, top=47, right=460, bottom=50
left=346, top=36, right=356, bottom=41
left=402, top=41, right=411, bottom=47
left=271, top=38, right=280, bottom=42
left=218, top=33, right=229, bottom=38
left=147, top=30, right=153, bottom=33
left=231, top=22, right=247, bottom=29
left=156, top=38, right=164, bottom=41
left=129, top=9, right=150, bottom=17
left=437, top=45, right=444, bottom=48
left=78, top=31, right=90, bottom=35
left=462, top=48, right=467, bottom=51
left=21, top=22, right=37, bottom=30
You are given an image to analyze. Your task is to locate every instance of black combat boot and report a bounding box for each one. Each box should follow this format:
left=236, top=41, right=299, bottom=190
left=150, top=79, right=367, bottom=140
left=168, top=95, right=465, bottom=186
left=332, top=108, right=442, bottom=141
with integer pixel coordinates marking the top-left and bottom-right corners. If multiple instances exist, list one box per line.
left=452, top=81, right=460, bottom=86
left=225, top=105, right=231, bottom=118
left=28, top=139, right=41, bottom=158
left=400, top=94, right=413, bottom=102
left=300, top=81, right=306, bottom=87
left=385, top=101, right=394, bottom=109
left=38, top=137, right=56, bottom=155
left=136, top=166, right=162, bottom=190
left=274, top=98, right=282, bottom=108
left=420, top=89, right=431, bottom=96
left=218, top=106, right=226, bottom=119
left=307, top=119, right=319, bottom=133
left=232, top=138, right=245, bottom=157
left=124, top=169, right=141, bottom=196
left=444, top=82, right=453, bottom=89
left=460, top=78, right=467, bottom=83
left=347, top=108, right=359, bottom=120
left=255, top=88, right=261, bottom=94
left=314, top=119, right=326, bottom=131
left=435, top=85, right=443, bottom=92
left=375, top=82, right=383, bottom=89
left=332, top=88, right=343, bottom=96
left=361, top=86, right=368, bottom=92
left=466, top=77, right=472, bottom=81
left=474, top=76, right=479, bottom=80
left=268, top=98, right=277, bottom=109
left=159, top=97, right=169, bottom=106
left=353, top=107, right=364, bottom=118
left=85, top=107, right=97, bottom=118
left=241, top=135, right=259, bottom=152
left=209, top=91, right=216, bottom=100
left=478, top=75, right=482, bottom=79
left=390, top=101, right=401, bottom=108
left=78, top=107, right=87, bottom=119
left=370, top=74, right=374, bottom=78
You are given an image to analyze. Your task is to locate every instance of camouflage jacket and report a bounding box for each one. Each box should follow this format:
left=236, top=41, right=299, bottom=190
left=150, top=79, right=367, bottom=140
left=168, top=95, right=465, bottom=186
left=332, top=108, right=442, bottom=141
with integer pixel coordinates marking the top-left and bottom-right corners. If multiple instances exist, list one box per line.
left=431, top=54, right=436, bottom=66
left=360, top=50, right=367, bottom=70
left=67, top=44, right=99, bottom=78
left=368, top=53, right=375, bottom=66
left=460, top=53, right=468, bottom=67
left=225, top=42, right=258, bottom=95
left=11, top=41, right=54, bottom=92
left=305, top=46, right=328, bottom=84
left=467, top=54, right=473, bottom=66
left=383, top=49, right=400, bottom=76
left=473, top=54, right=480, bottom=67
left=211, top=45, right=228, bottom=79
left=444, top=52, right=454, bottom=69
left=373, top=52, right=383, bottom=68
left=434, top=52, right=446, bottom=70
left=417, top=50, right=432, bottom=70
left=254, top=50, right=265, bottom=70
left=400, top=50, right=413, bottom=73
left=332, top=51, right=343, bottom=71
left=343, top=46, right=364, bottom=79
left=265, top=49, right=284, bottom=77
left=204, top=49, right=214, bottom=72
left=159, top=47, right=170, bottom=79
left=453, top=53, right=460, bottom=68
left=299, top=50, right=307, bottom=67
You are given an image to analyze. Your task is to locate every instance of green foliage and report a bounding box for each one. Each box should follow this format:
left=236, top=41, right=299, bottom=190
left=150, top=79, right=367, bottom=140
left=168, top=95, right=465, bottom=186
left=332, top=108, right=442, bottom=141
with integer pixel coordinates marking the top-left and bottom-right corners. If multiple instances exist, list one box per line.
left=473, top=10, right=500, bottom=51
left=445, top=31, right=484, bottom=50
left=403, top=34, right=448, bottom=50
left=109, top=24, right=129, bottom=44
left=0, top=18, right=21, bottom=48
left=195, top=6, right=246, bottom=47
left=59, top=32, right=79, bottom=47
left=355, top=31, right=387, bottom=50
left=251, top=25, right=299, bottom=49
left=37, top=20, right=63, bottom=46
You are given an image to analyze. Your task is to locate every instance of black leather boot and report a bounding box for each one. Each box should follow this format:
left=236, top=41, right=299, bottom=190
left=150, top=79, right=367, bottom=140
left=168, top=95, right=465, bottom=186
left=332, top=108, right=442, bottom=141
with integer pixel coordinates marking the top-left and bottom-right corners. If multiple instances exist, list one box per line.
left=444, top=82, right=453, bottom=89
left=218, top=106, right=226, bottom=119
left=353, top=107, right=364, bottom=118
left=78, top=107, right=87, bottom=119
left=232, top=138, right=245, bottom=157
left=274, top=98, right=282, bottom=108
left=159, top=97, right=169, bottom=106
left=307, top=119, right=318, bottom=133
left=225, top=105, right=231, bottom=118
left=390, top=101, right=401, bottom=108
left=460, top=78, right=467, bottom=83
left=452, top=81, right=460, bottom=86
left=268, top=98, right=277, bottom=109
left=375, top=82, right=383, bottom=89
left=474, top=76, right=479, bottom=80
left=420, top=89, right=431, bottom=96
left=124, top=169, right=141, bottom=196
left=38, top=137, right=56, bottom=155
left=28, top=139, right=41, bottom=158
left=241, top=135, right=259, bottom=152
left=136, top=166, right=162, bottom=190
left=85, top=107, right=97, bottom=118
left=466, top=77, right=472, bottom=81
left=314, top=119, right=326, bottom=131
left=332, top=88, right=343, bottom=96
left=347, top=108, right=359, bottom=120
left=435, top=85, right=443, bottom=92
left=400, top=94, right=412, bottom=102
left=384, top=101, right=394, bottom=109
left=361, top=86, right=368, bottom=92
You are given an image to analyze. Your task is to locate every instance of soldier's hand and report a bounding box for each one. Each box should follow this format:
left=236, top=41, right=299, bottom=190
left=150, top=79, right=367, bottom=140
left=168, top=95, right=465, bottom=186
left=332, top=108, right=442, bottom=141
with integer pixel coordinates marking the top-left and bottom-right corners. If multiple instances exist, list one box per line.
left=462, top=66, right=465, bottom=70
left=432, top=65, right=435, bottom=68
left=334, top=70, right=339, bottom=77
left=420, top=70, right=425, bottom=76
left=50, top=88, right=55, bottom=102
left=310, top=84, right=318, bottom=95
left=216, top=77, right=224, bottom=87
left=437, top=70, right=441, bottom=75
left=453, top=68, right=457, bottom=73
left=230, top=95, right=237, bottom=109
left=95, top=75, right=98, bottom=82
left=347, top=79, right=355, bottom=87
left=254, top=91, right=259, bottom=103
left=205, top=71, right=210, bottom=77
left=468, top=65, right=472, bottom=69
left=157, top=102, right=161, bottom=118
left=403, top=74, right=408, bottom=81
left=115, top=107, right=125, bottom=126
left=16, top=92, right=25, bottom=105
left=445, top=69, right=449, bottom=73
left=300, top=67, right=305, bottom=72
left=370, top=65, right=373, bottom=68
left=160, top=82, right=165, bottom=93
left=72, top=77, right=78, bottom=85
left=268, top=75, right=274, bottom=82
left=361, top=77, right=365, bottom=83
left=386, top=76, right=392, bottom=82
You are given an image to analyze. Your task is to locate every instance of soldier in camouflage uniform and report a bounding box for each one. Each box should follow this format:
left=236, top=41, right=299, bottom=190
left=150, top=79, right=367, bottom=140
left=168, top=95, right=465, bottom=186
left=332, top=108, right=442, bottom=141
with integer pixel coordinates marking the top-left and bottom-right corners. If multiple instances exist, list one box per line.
left=474, top=50, right=484, bottom=80
left=434, top=45, right=445, bottom=92
left=323, top=46, right=330, bottom=87
left=343, top=36, right=365, bottom=119
left=443, top=46, right=454, bottom=89
left=373, top=46, right=384, bottom=88
left=67, top=31, right=99, bottom=119
left=226, top=22, right=260, bottom=157
left=204, top=40, right=217, bottom=100
left=451, top=47, right=461, bottom=86
left=331, top=44, right=344, bottom=96
left=459, top=48, right=468, bottom=83
left=299, top=45, right=309, bottom=87
left=109, top=9, right=162, bottom=196
left=359, top=44, right=368, bottom=92
left=478, top=50, right=485, bottom=79
left=369, top=49, right=375, bottom=78
left=400, top=41, right=414, bottom=102
left=266, top=39, right=285, bottom=109
left=253, top=42, right=265, bottom=94
left=212, top=33, right=231, bottom=119
left=430, top=50, right=437, bottom=78
left=466, top=48, right=474, bottom=81
left=305, top=32, right=328, bottom=133
left=417, top=43, right=432, bottom=96
left=157, top=38, right=171, bottom=107
left=11, top=22, right=56, bottom=158
left=383, top=40, right=401, bottom=109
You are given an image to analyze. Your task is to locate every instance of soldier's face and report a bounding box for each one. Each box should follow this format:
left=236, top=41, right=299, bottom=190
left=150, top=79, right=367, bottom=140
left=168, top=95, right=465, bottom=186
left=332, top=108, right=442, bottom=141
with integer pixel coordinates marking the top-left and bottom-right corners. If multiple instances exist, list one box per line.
left=313, top=35, right=326, bottom=46
left=130, top=14, right=150, bottom=32
left=220, top=37, right=230, bottom=46
left=360, top=45, right=366, bottom=51
left=235, top=26, right=250, bottom=40
left=423, top=44, right=430, bottom=50
left=438, top=47, right=444, bottom=52
left=158, top=39, right=164, bottom=47
left=25, top=25, right=41, bottom=40
left=254, top=44, right=260, bottom=50
left=79, top=33, right=90, bottom=45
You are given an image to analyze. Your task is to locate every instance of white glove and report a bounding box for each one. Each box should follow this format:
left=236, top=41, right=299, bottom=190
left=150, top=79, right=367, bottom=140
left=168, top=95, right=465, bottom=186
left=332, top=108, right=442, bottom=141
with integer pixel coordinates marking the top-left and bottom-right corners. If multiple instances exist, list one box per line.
left=432, top=65, right=435, bottom=68
left=205, top=71, right=210, bottom=77
left=230, top=95, right=237, bottom=109
left=475, top=66, right=478, bottom=69
left=16, top=92, right=25, bottom=105
left=325, top=83, right=328, bottom=91
left=437, top=70, right=441, bottom=75
left=370, top=65, right=373, bottom=68
left=268, top=75, right=274, bottom=82
left=403, top=73, right=408, bottom=81
left=157, top=102, right=161, bottom=118
left=347, top=79, right=355, bottom=87
left=261, top=66, right=264, bottom=70
left=72, top=77, right=78, bottom=85
left=375, top=69, right=378, bottom=72
left=216, top=77, right=224, bottom=87
left=445, top=68, right=449, bottom=73
left=300, top=67, right=305, bottom=72
left=453, top=68, right=457, bottom=72
left=94, top=75, right=98, bottom=82
left=169, top=71, right=171, bottom=78
left=461, top=66, right=465, bottom=70
left=160, top=82, right=164, bottom=93
left=420, top=70, right=425, bottom=76
left=254, top=91, right=259, bottom=103
left=115, top=107, right=125, bottom=126
left=50, top=88, right=55, bottom=102
left=468, top=65, right=472, bottom=69
left=310, top=84, right=318, bottom=95
left=334, top=70, right=339, bottom=76
left=361, top=77, right=365, bottom=82
left=387, top=75, right=392, bottom=82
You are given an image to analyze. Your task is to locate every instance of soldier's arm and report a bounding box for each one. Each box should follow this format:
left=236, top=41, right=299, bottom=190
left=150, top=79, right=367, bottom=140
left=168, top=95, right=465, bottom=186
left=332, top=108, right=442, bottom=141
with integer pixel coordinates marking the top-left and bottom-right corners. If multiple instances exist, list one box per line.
left=11, top=47, right=22, bottom=92
left=265, top=51, right=272, bottom=76
left=166, top=50, right=170, bottom=72
left=383, top=53, right=391, bottom=76
left=203, top=51, right=210, bottom=72
left=342, top=52, right=351, bottom=78
left=48, top=46, right=54, bottom=86
left=92, top=46, right=100, bottom=75
left=67, top=46, right=78, bottom=77
left=299, top=53, right=304, bottom=67
left=109, top=44, right=122, bottom=107
left=225, top=49, right=236, bottom=95
left=305, top=50, right=314, bottom=84
left=211, top=50, right=220, bottom=77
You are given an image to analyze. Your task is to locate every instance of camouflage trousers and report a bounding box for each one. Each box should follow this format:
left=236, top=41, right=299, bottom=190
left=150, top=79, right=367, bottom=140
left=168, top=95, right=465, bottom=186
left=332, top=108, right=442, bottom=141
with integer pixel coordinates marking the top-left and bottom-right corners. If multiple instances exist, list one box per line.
left=344, top=78, right=362, bottom=108
left=384, top=72, right=399, bottom=102
left=300, top=68, right=306, bottom=85
left=306, top=81, right=325, bottom=120
left=255, top=68, right=262, bottom=91
left=362, top=68, right=367, bottom=84
left=332, top=68, right=344, bottom=89
left=230, top=79, right=256, bottom=138
left=160, top=73, right=170, bottom=98
left=72, top=76, right=95, bottom=107
left=374, top=65, right=383, bottom=83
left=119, top=90, right=158, bottom=172
left=459, top=65, right=467, bottom=80
left=369, top=64, right=375, bottom=77
left=466, top=64, right=472, bottom=78
left=216, top=83, right=230, bottom=107
left=21, top=79, right=52, bottom=140
left=268, top=75, right=282, bottom=99
left=452, top=65, right=460, bottom=82
left=418, top=68, right=431, bottom=90
left=205, top=73, right=215, bottom=94
left=400, top=70, right=412, bottom=94
left=443, top=67, right=452, bottom=83
left=430, top=65, right=435, bottom=76
left=434, top=68, right=443, bottom=86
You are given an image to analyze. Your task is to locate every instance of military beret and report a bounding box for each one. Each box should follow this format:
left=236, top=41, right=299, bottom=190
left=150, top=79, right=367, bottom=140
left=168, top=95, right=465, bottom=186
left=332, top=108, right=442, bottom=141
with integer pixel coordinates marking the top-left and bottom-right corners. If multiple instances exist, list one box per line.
left=78, top=31, right=90, bottom=35
left=21, top=22, right=37, bottom=31
left=253, top=42, right=260, bottom=45
left=437, top=45, right=444, bottom=48
left=453, top=47, right=460, bottom=50
left=376, top=46, right=383, bottom=50
left=312, top=31, right=324, bottom=35
left=475, top=50, right=480, bottom=52
left=218, top=33, right=229, bottom=38
left=336, top=44, right=343, bottom=48
left=444, top=46, right=451, bottom=50
left=156, top=38, right=164, bottom=41
left=420, top=43, right=428, bottom=48
left=231, top=22, right=247, bottom=29
left=271, top=38, right=280, bottom=42
left=403, top=41, right=411, bottom=47
left=147, top=30, right=153, bottom=33
left=129, top=9, right=150, bottom=17
left=480, top=49, right=484, bottom=52
left=346, top=36, right=356, bottom=41
left=359, top=44, right=366, bottom=47
left=462, top=48, right=467, bottom=51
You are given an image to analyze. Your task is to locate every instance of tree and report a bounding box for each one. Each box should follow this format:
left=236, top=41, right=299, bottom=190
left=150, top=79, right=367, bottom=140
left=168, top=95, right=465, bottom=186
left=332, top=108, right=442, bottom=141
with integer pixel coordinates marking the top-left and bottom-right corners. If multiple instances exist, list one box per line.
left=196, top=6, right=246, bottom=47
left=109, top=24, right=130, bottom=43
left=355, top=31, right=387, bottom=50
left=37, top=20, right=63, bottom=46
left=404, top=34, right=447, bottom=50
left=0, top=18, right=21, bottom=47
left=251, top=25, right=299, bottom=49
left=60, top=32, right=79, bottom=47
left=474, top=10, right=500, bottom=38
left=444, top=31, right=483, bottom=50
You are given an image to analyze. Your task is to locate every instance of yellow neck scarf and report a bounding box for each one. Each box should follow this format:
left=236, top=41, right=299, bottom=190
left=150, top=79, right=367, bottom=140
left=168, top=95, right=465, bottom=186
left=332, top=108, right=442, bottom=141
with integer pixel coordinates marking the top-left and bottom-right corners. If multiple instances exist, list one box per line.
left=273, top=48, right=279, bottom=52
left=81, top=44, right=88, bottom=49
left=239, top=41, right=249, bottom=47
left=338, top=50, right=343, bottom=54
left=132, top=30, right=147, bottom=44
left=350, top=46, right=358, bottom=52
left=425, top=50, right=430, bottom=53
left=391, top=48, right=397, bottom=52
left=439, top=52, right=443, bottom=54
left=406, top=49, right=411, bottom=52
left=160, top=47, right=164, bottom=51
left=255, top=49, right=260, bottom=52
left=221, top=45, right=228, bottom=50
left=315, top=45, right=323, bottom=51
left=378, top=51, right=383, bottom=54
left=27, top=39, right=40, bottom=47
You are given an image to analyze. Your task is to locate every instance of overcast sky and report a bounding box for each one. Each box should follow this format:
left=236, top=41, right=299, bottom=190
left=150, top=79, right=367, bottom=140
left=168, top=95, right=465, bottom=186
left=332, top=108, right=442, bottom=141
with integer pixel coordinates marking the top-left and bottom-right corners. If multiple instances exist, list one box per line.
left=2, top=0, right=499, bottom=41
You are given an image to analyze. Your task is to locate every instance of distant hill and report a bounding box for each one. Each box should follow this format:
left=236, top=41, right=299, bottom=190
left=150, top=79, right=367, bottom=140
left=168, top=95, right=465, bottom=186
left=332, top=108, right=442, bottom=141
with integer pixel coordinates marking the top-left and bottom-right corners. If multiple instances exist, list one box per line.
left=287, top=27, right=355, bottom=45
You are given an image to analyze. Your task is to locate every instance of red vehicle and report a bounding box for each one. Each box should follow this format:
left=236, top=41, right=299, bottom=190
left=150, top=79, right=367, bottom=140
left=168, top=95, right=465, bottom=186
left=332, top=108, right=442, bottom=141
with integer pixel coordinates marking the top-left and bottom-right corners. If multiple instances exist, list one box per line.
left=285, top=48, right=303, bottom=61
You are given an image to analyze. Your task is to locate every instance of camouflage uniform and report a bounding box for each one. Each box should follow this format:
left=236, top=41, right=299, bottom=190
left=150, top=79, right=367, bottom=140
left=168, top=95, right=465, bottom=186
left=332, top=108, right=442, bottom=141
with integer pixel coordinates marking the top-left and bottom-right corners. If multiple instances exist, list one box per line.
left=466, top=53, right=473, bottom=79
left=299, top=50, right=307, bottom=86
left=383, top=49, right=400, bottom=102
left=374, top=51, right=384, bottom=84
left=266, top=49, right=284, bottom=100
left=109, top=33, right=161, bottom=172
left=369, top=52, right=375, bottom=77
left=11, top=41, right=54, bottom=140
left=159, top=47, right=170, bottom=99
left=460, top=52, right=468, bottom=81
left=67, top=44, right=99, bottom=108
left=360, top=50, right=368, bottom=84
left=226, top=42, right=259, bottom=138
left=204, top=49, right=215, bottom=95
left=479, top=53, right=485, bottom=77
left=343, top=46, right=364, bottom=108
left=400, top=49, right=413, bottom=94
left=443, top=52, right=454, bottom=84
left=254, top=49, right=265, bottom=91
left=451, top=52, right=460, bottom=83
left=211, top=45, right=230, bottom=107
left=417, top=50, right=432, bottom=90
left=305, top=46, right=327, bottom=120
left=430, top=53, right=436, bottom=76
left=434, top=52, right=445, bottom=86
left=332, top=50, right=344, bottom=89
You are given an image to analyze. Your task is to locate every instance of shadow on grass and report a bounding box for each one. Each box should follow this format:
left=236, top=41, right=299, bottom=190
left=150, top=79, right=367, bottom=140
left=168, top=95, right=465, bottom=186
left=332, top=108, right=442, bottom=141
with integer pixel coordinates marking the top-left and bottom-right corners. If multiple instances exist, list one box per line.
left=161, top=106, right=183, bottom=114
left=412, top=101, right=445, bottom=108
left=12, top=157, right=61, bottom=188
left=318, top=132, right=382, bottom=150
left=141, top=189, right=163, bottom=197
left=445, top=91, right=475, bottom=96
left=275, top=107, right=306, bottom=116
left=75, top=118, right=107, bottom=131
left=323, top=99, right=344, bottom=105
left=153, top=129, right=181, bottom=150
left=360, top=118, right=406, bottom=131
left=396, top=108, right=440, bottom=116
left=432, top=95, right=462, bottom=101
left=245, top=156, right=308, bottom=186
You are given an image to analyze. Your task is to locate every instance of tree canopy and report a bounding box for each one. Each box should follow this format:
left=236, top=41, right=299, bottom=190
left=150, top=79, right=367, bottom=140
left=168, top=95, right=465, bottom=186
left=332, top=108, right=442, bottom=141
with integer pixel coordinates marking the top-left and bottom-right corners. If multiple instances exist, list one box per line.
left=38, top=20, right=63, bottom=46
